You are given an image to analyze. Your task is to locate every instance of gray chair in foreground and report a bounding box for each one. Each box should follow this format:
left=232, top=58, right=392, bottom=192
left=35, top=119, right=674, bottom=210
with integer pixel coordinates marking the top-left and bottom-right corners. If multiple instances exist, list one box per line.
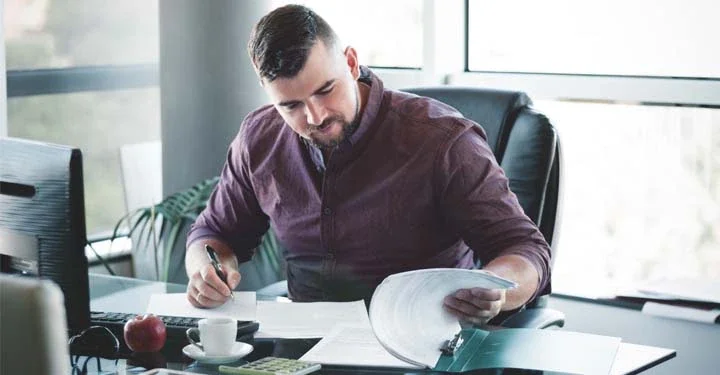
left=404, top=87, right=565, bottom=329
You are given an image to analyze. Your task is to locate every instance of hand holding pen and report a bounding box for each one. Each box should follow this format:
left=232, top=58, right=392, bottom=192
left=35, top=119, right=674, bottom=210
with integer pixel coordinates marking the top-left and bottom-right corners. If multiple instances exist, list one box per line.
left=205, top=244, right=235, bottom=301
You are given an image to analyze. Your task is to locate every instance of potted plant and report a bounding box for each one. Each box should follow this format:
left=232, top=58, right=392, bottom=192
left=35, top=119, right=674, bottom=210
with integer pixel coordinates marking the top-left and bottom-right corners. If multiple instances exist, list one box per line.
left=109, top=177, right=284, bottom=286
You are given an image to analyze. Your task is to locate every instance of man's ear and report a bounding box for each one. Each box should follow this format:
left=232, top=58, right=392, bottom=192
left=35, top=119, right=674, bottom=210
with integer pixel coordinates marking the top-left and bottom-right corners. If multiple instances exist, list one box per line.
left=251, top=61, right=265, bottom=86
left=344, top=46, right=360, bottom=80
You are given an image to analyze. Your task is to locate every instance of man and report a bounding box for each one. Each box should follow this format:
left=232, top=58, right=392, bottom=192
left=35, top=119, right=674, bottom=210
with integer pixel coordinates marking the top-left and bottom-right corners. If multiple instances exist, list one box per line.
left=185, top=4, right=551, bottom=326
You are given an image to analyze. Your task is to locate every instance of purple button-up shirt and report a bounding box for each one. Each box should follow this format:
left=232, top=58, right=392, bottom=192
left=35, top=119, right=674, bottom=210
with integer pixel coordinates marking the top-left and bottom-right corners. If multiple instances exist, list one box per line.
left=187, top=67, right=551, bottom=303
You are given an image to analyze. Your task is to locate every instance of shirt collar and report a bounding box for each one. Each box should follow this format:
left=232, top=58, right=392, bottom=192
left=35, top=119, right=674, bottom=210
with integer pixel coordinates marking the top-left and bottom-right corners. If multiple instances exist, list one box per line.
left=346, top=66, right=384, bottom=147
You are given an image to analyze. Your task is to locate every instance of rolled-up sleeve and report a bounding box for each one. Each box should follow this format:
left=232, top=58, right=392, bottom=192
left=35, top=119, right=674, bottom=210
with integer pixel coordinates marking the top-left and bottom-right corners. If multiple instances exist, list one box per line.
left=436, top=125, right=551, bottom=300
left=186, top=120, right=269, bottom=263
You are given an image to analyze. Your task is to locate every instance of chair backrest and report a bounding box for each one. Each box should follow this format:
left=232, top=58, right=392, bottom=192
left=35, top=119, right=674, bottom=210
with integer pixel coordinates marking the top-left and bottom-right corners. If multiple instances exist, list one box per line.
left=403, top=87, right=561, bottom=297
left=0, top=274, right=71, bottom=375
left=119, top=141, right=166, bottom=281
left=119, top=141, right=163, bottom=214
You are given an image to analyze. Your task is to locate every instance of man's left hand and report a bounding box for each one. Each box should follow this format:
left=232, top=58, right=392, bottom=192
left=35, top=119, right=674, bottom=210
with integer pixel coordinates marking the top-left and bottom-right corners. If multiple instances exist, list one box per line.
left=443, top=287, right=506, bottom=326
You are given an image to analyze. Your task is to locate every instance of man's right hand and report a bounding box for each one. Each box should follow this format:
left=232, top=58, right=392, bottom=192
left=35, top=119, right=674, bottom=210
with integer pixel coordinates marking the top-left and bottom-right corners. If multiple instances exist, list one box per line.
left=186, top=263, right=242, bottom=308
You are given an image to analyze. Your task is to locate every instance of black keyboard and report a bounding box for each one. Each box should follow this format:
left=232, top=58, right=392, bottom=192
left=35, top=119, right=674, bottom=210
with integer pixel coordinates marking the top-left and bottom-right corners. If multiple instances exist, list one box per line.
left=90, top=311, right=259, bottom=344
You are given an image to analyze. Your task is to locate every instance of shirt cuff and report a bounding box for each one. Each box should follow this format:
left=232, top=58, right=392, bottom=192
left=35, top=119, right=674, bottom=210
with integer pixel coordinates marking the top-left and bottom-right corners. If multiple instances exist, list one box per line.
left=502, top=246, right=551, bottom=303
left=186, top=227, right=258, bottom=263
left=185, top=227, right=222, bottom=249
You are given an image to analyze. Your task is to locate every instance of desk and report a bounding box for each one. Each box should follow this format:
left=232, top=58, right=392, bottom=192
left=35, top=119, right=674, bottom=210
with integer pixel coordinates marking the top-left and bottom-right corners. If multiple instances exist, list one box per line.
left=86, top=274, right=675, bottom=374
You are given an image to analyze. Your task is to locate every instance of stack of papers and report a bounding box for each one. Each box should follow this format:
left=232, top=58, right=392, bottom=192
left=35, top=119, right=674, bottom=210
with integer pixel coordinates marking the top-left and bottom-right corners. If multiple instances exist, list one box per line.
left=636, top=279, right=720, bottom=304
left=369, top=268, right=517, bottom=368
left=615, top=279, right=720, bottom=324
left=300, top=324, right=420, bottom=369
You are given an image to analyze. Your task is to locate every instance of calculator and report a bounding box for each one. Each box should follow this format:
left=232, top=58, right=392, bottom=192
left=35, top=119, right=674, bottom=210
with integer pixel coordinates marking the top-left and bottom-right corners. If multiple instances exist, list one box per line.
left=218, top=357, right=321, bottom=375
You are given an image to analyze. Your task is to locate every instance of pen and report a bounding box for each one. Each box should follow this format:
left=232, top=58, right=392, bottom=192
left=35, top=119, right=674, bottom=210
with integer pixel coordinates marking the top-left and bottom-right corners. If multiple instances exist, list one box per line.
left=205, top=244, right=234, bottom=301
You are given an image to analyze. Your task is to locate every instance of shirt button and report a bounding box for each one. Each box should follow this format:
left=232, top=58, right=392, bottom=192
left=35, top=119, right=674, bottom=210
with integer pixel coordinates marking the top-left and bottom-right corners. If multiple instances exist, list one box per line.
left=323, top=207, right=332, bottom=215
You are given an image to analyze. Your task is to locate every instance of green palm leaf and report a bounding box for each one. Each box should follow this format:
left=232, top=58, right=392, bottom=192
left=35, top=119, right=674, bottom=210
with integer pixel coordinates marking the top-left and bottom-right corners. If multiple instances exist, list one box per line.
left=109, top=177, right=220, bottom=280
left=109, top=176, right=283, bottom=283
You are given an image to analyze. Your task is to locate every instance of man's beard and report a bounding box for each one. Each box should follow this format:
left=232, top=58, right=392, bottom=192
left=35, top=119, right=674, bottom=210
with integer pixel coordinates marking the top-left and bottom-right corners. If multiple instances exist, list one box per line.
left=307, top=89, right=361, bottom=150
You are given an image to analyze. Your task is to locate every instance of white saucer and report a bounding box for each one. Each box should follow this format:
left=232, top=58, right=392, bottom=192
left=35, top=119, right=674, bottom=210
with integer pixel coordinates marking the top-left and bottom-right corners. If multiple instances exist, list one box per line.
left=182, top=341, right=254, bottom=364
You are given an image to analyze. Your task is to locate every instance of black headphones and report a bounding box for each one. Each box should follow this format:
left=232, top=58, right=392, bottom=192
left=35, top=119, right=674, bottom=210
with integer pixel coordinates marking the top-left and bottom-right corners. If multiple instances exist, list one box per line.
left=68, top=326, right=120, bottom=374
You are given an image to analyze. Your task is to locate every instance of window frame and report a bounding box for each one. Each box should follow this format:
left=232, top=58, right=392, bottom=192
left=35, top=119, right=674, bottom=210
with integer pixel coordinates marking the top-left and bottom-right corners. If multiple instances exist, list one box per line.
left=460, top=0, right=720, bottom=107
left=7, top=65, right=158, bottom=97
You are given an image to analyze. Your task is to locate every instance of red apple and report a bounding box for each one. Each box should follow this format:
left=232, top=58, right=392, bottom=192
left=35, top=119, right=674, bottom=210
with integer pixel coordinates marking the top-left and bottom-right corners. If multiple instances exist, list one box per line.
left=123, top=314, right=167, bottom=352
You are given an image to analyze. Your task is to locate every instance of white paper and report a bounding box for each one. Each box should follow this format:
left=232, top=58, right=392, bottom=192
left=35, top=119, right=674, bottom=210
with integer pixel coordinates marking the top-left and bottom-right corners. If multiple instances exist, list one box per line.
left=300, top=324, right=422, bottom=369
left=638, top=279, right=720, bottom=304
left=255, top=300, right=370, bottom=339
left=92, top=284, right=168, bottom=314
left=146, top=292, right=257, bottom=321
left=369, top=268, right=518, bottom=368
left=642, top=301, right=720, bottom=324
left=610, top=343, right=676, bottom=375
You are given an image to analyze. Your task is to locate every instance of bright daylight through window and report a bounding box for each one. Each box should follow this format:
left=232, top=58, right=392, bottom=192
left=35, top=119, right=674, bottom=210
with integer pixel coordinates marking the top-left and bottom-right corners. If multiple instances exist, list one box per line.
left=5, top=0, right=160, bottom=239
left=469, top=0, right=720, bottom=294
left=535, top=101, right=720, bottom=295
left=5, top=0, right=158, bottom=69
left=467, top=0, right=720, bottom=78
left=272, top=0, right=423, bottom=69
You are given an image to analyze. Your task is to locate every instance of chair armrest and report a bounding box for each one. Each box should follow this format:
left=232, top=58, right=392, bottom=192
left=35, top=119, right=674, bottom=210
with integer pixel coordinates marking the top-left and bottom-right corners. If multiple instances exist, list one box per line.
left=255, top=280, right=288, bottom=298
left=501, top=307, right=565, bottom=329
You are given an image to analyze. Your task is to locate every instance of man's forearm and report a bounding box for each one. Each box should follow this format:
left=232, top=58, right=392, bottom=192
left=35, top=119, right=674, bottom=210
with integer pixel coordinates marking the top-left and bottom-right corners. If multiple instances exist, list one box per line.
left=483, top=254, right=540, bottom=310
left=185, top=238, right=239, bottom=278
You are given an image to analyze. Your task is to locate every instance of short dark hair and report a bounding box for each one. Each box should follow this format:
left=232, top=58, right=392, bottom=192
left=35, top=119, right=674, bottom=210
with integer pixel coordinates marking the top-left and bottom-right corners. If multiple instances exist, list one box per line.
left=248, top=4, right=339, bottom=82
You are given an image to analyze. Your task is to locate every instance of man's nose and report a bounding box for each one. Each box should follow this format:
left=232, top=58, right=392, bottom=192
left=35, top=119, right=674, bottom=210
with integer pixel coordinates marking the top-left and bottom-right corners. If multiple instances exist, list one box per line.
left=305, top=101, right=326, bottom=126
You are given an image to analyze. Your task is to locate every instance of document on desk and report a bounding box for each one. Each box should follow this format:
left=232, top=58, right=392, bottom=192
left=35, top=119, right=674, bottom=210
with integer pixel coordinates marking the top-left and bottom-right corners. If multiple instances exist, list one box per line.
left=92, top=284, right=169, bottom=314
left=145, top=292, right=257, bottom=321
left=641, top=301, right=720, bottom=324
left=255, top=300, right=370, bottom=339
left=299, top=324, right=422, bottom=369
left=637, top=278, right=720, bottom=304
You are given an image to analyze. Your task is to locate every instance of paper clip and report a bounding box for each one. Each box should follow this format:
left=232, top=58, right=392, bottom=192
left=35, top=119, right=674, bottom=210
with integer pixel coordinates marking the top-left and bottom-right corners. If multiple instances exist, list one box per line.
left=440, top=332, right=464, bottom=355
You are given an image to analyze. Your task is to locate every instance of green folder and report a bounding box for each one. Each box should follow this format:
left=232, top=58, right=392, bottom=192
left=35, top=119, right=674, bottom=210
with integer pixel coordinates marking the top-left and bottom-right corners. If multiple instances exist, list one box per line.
left=433, top=328, right=620, bottom=374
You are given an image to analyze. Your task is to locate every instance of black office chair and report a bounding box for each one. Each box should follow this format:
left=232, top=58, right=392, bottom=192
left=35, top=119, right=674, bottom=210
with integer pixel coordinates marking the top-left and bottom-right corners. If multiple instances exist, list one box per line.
left=404, top=87, right=565, bottom=329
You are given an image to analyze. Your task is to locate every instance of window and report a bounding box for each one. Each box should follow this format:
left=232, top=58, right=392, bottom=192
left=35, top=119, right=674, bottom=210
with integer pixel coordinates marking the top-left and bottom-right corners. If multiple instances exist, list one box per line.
left=535, top=100, right=720, bottom=293
left=464, top=0, right=720, bottom=293
left=467, top=0, right=720, bottom=78
left=5, top=0, right=160, bottom=239
left=5, top=0, right=158, bottom=69
left=7, top=89, right=161, bottom=235
left=271, top=0, right=424, bottom=69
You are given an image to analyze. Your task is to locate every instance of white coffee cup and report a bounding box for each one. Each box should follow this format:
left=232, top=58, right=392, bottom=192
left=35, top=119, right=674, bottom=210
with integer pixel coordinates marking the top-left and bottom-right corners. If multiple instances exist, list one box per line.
left=185, top=318, right=236, bottom=356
